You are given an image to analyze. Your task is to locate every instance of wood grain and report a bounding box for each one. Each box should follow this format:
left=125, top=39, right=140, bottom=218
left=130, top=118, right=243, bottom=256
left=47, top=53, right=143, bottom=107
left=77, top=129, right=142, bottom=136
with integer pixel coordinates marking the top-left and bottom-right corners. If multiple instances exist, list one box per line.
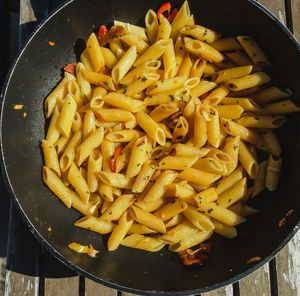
left=276, top=231, right=300, bottom=296
left=291, top=0, right=300, bottom=40
left=239, top=264, right=271, bottom=296
left=202, top=285, right=233, bottom=296
left=259, top=0, right=286, bottom=24
left=85, top=279, right=118, bottom=296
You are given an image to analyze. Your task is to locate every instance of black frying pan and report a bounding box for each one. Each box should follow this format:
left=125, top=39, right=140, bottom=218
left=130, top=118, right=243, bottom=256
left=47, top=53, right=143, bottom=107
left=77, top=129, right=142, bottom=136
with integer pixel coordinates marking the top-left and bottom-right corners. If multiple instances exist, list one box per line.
left=1, top=0, right=300, bottom=295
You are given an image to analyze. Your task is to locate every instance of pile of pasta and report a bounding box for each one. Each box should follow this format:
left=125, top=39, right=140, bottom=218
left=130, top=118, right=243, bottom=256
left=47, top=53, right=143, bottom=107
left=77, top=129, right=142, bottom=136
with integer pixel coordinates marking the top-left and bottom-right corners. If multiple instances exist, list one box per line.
left=42, top=1, right=300, bottom=254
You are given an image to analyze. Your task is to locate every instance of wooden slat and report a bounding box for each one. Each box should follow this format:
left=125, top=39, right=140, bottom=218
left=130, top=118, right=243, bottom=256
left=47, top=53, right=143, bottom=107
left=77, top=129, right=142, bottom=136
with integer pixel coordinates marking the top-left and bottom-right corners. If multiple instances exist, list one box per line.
left=259, top=0, right=286, bottom=24
left=291, top=0, right=300, bottom=39
left=276, top=231, right=300, bottom=296
left=239, top=265, right=271, bottom=296
left=202, top=286, right=233, bottom=296
left=85, top=279, right=118, bottom=296
left=4, top=205, right=40, bottom=296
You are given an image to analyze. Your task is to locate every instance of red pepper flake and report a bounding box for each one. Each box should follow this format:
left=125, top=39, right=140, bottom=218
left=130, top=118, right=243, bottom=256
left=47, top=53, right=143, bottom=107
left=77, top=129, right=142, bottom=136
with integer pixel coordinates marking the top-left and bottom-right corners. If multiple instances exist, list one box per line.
left=48, top=41, right=56, bottom=46
left=246, top=256, right=262, bottom=264
left=109, top=157, right=117, bottom=173
left=285, top=209, right=294, bottom=217
left=114, top=146, right=123, bottom=158
left=167, top=8, right=178, bottom=22
left=63, top=63, right=77, bottom=76
left=97, top=25, right=108, bottom=41
left=157, top=2, right=171, bottom=20
left=178, top=242, right=212, bottom=266
left=97, top=25, right=126, bottom=46
left=278, top=218, right=286, bottom=227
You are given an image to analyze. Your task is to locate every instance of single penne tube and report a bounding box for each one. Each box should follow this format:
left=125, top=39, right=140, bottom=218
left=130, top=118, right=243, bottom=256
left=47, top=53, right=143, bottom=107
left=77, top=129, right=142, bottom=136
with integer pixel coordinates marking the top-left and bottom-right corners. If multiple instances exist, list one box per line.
left=228, top=85, right=263, bottom=97
left=203, top=62, right=219, bottom=77
left=101, top=46, right=118, bottom=69
left=252, top=160, right=267, bottom=198
left=76, top=127, right=104, bottom=166
left=81, top=68, right=116, bottom=91
left=172, top=116, right=189, bottom=143
left=214, top=166, right=243, bottom=195
left=217, top=58, right=242, bottom=70
left=171, top=0, right=191, bottom=39
left=147, top=77, right=185, bottom=95
left=126, top=136, right=148, bottom=179
left=86, top=32, right=105, bottom=72
left=217, top=177, right=247, bottom=208
left=101, top=200, right=113, bottom=214
left=211, top=219, right=237, bottom=239
left=109, top=39, right=125, bottom=58
left=103, top=92, right=145, bottom=113
left=67, top=79, right=83, bottom=107
left=120, top=34, right=149, bottom=54
left=125, top=72, right=160, bottom=97
left=41, top=140, right=61, bottom=177
left=132, top=159, right=157, bottom=193
left=68, top=162, right=90, bottom=204
left=111, top=45, right=137, bottom=84
left=165, top=214, right=185, bottom=228
left=87, top=149, right=102, bottom=193
left=180, top=25, right=219, bottom=43
left=121, top=234, right=165, bottom=252
left=46, top=107, right=61, bottom=144
left=56, top=94, right=77, bottom=138
left=156, top=15, right=172, bottom=40
left=106, top=130, right=139, bottom=142
left=198, top=202, right=246, bottom=226
left=83, top=110, right=95, bottom=139
left=263, top=99, right=300, bottom=114
left=44, top=77, right=67, bottom=118
left=172, top=143, right=209, bottom=158
left=211, top=37, right=242, bottom=51
left=184, top=37, right=224, bottom=63
left=203, top=86, right=230, bottom=106
left=98, top=182, right=114, bottom=202
left=134, top=39, right=170, bottom=67
left=166, top=183, right=196, bottom=200
left=42, top=167, right=73, bottom=208
left=72, top=192, right=101, bottom=217
left=160, top=220, right=198, bottom=244
left=174, top=34, right=185, bottom=73
left=265, top=154, right=282, bottom=192
left=72, top=112, right=83, bottom=133
left=236, top=36, right=271, bottom=66
left=100, top=194, right=135, bottom=222
left=178, top=168, right=220, bottom=186
left=114, top=20, right=148, bottom=41
left=158, top=156, right=198, bottom=170
left=101, top=139, right=115, bottom=172
left=215, top=105, right=244, bottom=119
left=76, top=62, right=92, bottom=99
left=163, top=40, right=177, bottom=79
left=228, top=203, right=258, bottom=217
left=251, top=86, right=291, bottom=104
left=136, top=110, right=166, bottom=146
left=207, top=148, right=233, bottom=163
left=74, top=216, right=114, bottom=234
left=97, top=108, right=135, bottom=122
left=214, top=65, right=253, bottom=84
left=190, top=80, right=217, bottom=97
left=261, top=130, right=281, bottom=156
left=134, top=197, right=166, bottom=213
left=145, top=9, right=159, bottom=44
left=221, top=97, right=261, bottom=112
left=129, top=206, right=166, bottom=233
left=192, top=157, right=227, bottom=175
left=169, top=230, right=213, bottom=252
left=221, top=118, right=257, bottom=144
left=206, top=106, right=221, bottom=148
left=190, top=58, right=206, bottom=79
left=236, top=115, right=286, bottom=129
left=225, top=50, right=259, bottom=68
left=184, top=77, right=200, bottom=89
left=108, top=211, right=134, bottom=251
left=194, top=104, right=207, bottom=147
left=226, top=72, right=271, bottom=91
left=120, top=60, right=161, bottom=85
left=149, top=103, right=179, bottom=122
left=183, top=205, right=215, bottom=230
left=223, top=136, right=240, bottom=175
left=154, top=200, right=188, bottom=221
left=143, top=170, right=178, bottom=202
left=97, top=172, right=133, bottom=189
left=238, top=140, right=258, bottom=179
left=116, top=140, right=135, bottom=172
left=128, top=223, right=157, bottom=235
left=193, top=188, right=219, bottom=205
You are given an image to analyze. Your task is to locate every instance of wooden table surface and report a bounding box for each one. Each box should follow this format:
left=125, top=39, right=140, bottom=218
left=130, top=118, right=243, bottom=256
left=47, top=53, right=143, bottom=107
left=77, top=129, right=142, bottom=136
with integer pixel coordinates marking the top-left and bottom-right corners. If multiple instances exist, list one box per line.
left=0, top=0, right=299, bottom=295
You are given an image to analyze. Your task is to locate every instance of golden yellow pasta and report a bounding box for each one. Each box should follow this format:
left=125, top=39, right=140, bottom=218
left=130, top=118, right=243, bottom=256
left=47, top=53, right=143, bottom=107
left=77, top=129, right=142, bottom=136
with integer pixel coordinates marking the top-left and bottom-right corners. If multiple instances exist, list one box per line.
left=41, top=1, right=297, bottom=256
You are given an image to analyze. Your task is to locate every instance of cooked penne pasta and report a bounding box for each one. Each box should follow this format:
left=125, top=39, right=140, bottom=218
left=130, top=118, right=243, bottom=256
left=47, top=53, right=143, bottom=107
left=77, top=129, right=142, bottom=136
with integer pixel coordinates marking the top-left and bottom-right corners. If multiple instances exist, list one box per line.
left=190, top=80, right=217, bottom=97
left=212, top=219, right=237, bottom=239
left=238, top=140, right=258, bottom=179
left=100, top=46, right=118, bottom=69
left=41, top=140, right=61, bottom=177
left=86, top=32, right=105, bottom=72
left=171, top=0, right=191, bottom=39
left=114, top=20, right=148, bottom=41
left=221, top=97, right=261, bottom=112
left=263, top=99, right=300, bottom=114
left=206, top=106, right=221, bottom=148
left=251, top=86, right=291, bottom=104
left=215, top=105, right=244, bottom=119
left=159, top=156, right=198, bottom=170
left=261, top=130, right=281, bottom=156
left=211, top=37, right=242, bottom=52
left=87, top=149, right=102, bottom=193
left=181, top=25, right=219, bottom=43
left=252, top=160, right=267, bottom=198
left=145, top=9, right=159, bottom=44
left=154, top=200, right=188, bottom=221
left=121, top=234, right=165, bottom=252
left=72, top=112, right=83, bottom=133
left=81, top=68, right=116, bottom=91
left=46, top=107, right=61, bottom=144
left=193, top=188, right=219, bottom=205
left=156, top=15, right=172, bottom=41
left=97, top=172, right=133, bottom=189
left=120, top=34, right=149, bottom=54
left=265, top=155, right=282, bottom=192
left=74, top=216, right=114, bottom=234
left=178, top=168, right=220, bottom=186
left=214, top=65, right=252, bottom=84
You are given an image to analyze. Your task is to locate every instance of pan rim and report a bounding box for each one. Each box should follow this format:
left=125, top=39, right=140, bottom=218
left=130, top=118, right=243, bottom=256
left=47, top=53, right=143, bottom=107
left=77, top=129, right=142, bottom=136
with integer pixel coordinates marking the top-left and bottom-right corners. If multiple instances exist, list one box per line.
left=0, top=0, right=299, bottom=294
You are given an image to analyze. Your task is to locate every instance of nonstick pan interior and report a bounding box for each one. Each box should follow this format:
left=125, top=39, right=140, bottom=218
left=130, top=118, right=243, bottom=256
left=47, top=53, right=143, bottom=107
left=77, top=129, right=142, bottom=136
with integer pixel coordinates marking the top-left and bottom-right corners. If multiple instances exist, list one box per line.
left=1, top=0, right=300, bottom=295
